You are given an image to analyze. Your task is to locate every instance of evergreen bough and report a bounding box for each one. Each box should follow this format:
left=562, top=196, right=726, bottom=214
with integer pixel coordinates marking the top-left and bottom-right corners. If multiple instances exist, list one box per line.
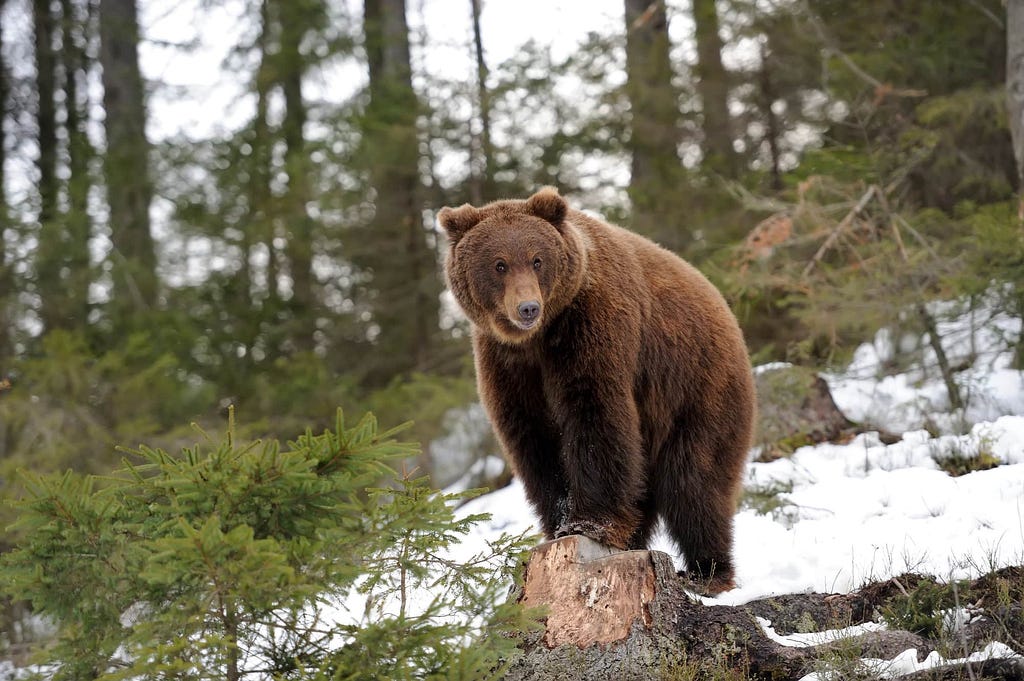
left=1, top=408, right=535, bottom=680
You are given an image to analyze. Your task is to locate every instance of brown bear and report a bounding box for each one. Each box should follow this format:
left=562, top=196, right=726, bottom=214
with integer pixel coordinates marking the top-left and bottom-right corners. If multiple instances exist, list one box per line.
left=438, top=187, right=755, bottom=593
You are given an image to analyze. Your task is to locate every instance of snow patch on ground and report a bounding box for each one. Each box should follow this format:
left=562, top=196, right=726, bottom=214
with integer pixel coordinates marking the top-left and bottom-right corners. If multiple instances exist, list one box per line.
left=798, top=641, right=1023, bottom=680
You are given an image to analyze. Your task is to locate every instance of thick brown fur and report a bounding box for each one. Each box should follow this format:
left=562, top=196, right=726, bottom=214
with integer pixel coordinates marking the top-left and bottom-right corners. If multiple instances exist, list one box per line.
left=439, top=187, right=756, bottom=592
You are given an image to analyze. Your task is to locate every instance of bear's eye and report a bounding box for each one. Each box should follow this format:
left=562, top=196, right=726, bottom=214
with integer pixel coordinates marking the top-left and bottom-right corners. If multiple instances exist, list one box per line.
left=533, top=257, right=542, bottom=270
left=495, top=260, right=507, bottom=274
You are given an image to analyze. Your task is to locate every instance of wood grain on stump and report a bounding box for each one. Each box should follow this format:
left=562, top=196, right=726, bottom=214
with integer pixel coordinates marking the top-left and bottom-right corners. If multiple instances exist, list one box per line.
left=518, top=535, right=655, bottom=649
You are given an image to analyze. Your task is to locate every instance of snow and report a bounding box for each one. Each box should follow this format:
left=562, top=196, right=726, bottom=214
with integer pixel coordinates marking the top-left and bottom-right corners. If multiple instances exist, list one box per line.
left=444, top=299, right=1024, bottom=663
left=827, top=301, right=1024, bottom=433
left=798, top=642, right=1022, bottom=680
left=757, top=618, right=886, bottom=647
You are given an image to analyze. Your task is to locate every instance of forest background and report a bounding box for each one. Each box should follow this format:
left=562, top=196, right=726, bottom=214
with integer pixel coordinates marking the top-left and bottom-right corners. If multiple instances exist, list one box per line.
left=0, top=0, right=1022, bottom=628
left=0, top=0, right=1019, bottom=512
left=2, top=0, right=1022, bottom=515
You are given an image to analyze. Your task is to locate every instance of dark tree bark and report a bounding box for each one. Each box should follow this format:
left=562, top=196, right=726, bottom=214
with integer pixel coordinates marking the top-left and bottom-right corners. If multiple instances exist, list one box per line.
left=60, top=0, right=93, bottom=326
left=469, top=0, right=494, bottom=204
left=917, top=303, right=963, bottom=411
left=0, top=0, right=11, bottom=361
left=33, top=0, right=63, bottom=332
left=359, top=0, right=441, bottom=384
left=99, top=0, right=157, bottom=314
left=253, top=0, right=279, bottom=308
left=276, top=0, right=317, bottom=352
left=1009, top=0, right=1024, bottom=219
left=692, top=0, right=737, bottom=178
left=622, top=0, right=687, bottom=251
left=758, top=42, right=783, bottom=191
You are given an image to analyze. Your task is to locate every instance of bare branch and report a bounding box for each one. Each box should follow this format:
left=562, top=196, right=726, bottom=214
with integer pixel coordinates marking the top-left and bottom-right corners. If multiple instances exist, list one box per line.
left=801, top=185, right=877, bottom=278
left=801, top=1, right=927, bottom=100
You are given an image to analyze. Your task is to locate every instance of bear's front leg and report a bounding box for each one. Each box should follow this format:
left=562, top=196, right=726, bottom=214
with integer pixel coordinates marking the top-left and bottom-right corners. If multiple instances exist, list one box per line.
left=475, top=338, right=569, bottom=538
left=549, top=371, right=646, bottom=550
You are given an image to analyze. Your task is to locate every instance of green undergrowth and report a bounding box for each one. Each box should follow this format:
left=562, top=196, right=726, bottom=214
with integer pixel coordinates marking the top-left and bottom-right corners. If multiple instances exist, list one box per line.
left=0, top=407, right=538, bottom=680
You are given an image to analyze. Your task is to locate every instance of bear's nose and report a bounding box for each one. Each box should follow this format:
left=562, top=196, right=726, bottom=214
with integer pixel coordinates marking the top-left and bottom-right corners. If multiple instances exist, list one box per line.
left=518, top=300, right=540, bottom=322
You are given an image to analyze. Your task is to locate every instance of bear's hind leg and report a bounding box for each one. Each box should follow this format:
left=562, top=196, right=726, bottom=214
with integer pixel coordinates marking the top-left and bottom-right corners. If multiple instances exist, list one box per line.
left=656, top=426, right=744, bottom=594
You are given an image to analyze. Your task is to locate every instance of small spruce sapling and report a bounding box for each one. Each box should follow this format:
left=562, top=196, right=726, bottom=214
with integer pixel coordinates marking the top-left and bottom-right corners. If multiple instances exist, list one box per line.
left=1, top=408, right=536, bottom=680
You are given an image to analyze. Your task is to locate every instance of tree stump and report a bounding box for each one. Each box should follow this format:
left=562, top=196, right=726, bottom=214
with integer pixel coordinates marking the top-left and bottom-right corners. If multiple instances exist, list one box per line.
left=516, top=535, right=655, bottom=649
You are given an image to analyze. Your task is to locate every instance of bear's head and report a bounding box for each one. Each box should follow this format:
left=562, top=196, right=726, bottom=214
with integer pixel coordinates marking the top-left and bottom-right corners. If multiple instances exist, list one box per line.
left=438, top=187, right=585, bottom=344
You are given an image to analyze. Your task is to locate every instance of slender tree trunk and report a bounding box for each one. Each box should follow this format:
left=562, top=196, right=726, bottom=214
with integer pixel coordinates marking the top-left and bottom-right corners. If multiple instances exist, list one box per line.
left=61, top=0, right=93, bottom=326
left=0, top=0, right=11, bottom=361
left=253, top=1, right=280, bottom=308
left=277, top=0, right=316, bottom=352
left=1008, top=0, right=1024, bottom=221
left=1006, top=1, right=1024, bottom=366
left=692, top=0, right=737, bottom=178
left=623, top=0, right=686, bottom=250
left=228, top=0, right=270, bottom=376
left=99, top=0, right=157, bottom=316
left=360, top=0, right=440, bottom=384
left=758, top=42, right=783, bottom=191
left=917, top=303, right=963, bottom=411
left=34, top=0, right=63, bottom=332
left=469, top=0, right=494, bottom=203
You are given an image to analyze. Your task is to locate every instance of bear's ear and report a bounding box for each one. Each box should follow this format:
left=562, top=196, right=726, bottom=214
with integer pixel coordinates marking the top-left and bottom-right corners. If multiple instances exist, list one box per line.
left=437, top=204, right=483, bottom=242
left=525, top=186, right=567, bottom=227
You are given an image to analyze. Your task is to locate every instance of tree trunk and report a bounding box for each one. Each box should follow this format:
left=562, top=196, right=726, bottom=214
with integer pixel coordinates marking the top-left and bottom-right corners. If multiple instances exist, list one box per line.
left=34, top=0, right=63, bottom=332
left=253, top=0, right=279, bottom=309
left=758, top=42, right=783, bottom=192
left=917, top=303, right=963, bottom=411
left=1009, top=0, right=1024, bottom=220
left=359, top=0, right=440, bottom=384
left=61, top=0, right=93, bottom=327
left=277, top=0, right=316, bottom=352
left=692, top=0, right=737, bottom=178
left=622, top=0, right=687, bottom=251
left=99, top=0, right=157, bottom=316
left=469, top=0, right=495, bottom=204
left=0, top=0, right=11, bottom=361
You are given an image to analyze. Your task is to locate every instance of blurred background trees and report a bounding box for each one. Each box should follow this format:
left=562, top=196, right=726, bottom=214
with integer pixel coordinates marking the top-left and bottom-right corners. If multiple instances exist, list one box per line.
left=0, top=0, right=1018, bottom=545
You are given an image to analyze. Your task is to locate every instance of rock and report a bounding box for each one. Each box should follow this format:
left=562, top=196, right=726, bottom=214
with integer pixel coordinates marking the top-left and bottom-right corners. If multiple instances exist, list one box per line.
left=754, top=365, right=855, bottom=461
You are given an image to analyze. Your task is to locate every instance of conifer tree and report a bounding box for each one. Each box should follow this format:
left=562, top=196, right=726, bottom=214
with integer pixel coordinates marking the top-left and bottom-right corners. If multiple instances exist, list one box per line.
left=2, top=409, right=535, bottom=679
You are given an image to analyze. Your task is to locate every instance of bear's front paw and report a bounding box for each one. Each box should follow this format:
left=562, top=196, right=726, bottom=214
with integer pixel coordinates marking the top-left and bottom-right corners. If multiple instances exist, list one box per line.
left=555, top=519, right=629, bottom=550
